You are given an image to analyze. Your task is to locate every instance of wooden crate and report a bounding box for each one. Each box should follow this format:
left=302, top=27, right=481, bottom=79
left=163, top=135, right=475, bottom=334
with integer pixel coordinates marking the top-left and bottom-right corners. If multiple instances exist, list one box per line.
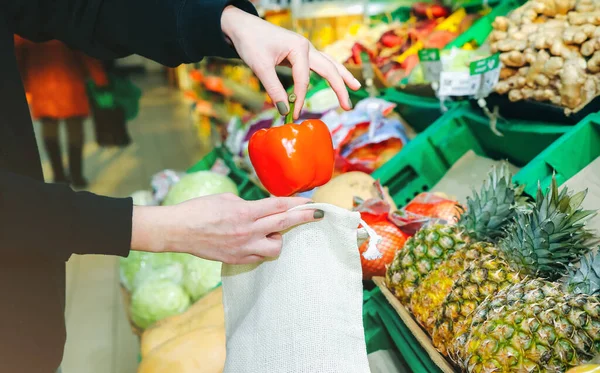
left=372, top=277, right=457, bottom=373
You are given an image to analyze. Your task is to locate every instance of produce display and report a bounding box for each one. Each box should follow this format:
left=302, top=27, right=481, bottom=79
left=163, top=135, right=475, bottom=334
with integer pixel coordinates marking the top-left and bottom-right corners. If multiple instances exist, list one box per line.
left=382, top=161, right=600, bottom=371
left=492, top=0, right=600, bottom=113
left=323, top=3, right=480, bottom=86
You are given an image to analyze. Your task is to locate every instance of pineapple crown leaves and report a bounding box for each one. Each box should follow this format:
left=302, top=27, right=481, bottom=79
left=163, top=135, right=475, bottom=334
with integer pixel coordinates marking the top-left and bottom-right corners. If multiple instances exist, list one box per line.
left=566, top=249, right=600, bottom=296
left=459, top=162, right=522, bottom=243
left=499, top=175, right=597, bottom=280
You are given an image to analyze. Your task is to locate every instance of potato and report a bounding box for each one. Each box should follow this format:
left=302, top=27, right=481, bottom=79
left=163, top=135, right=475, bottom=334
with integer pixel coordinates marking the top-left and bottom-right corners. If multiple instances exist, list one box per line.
left=312, top=171, right=397, bottom=210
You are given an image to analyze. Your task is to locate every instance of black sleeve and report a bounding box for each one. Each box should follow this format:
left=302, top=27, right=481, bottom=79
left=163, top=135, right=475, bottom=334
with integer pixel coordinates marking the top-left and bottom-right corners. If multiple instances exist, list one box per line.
left=4, top=0, right=258, bottom=67
left=0, top=170, right=133, bottom=261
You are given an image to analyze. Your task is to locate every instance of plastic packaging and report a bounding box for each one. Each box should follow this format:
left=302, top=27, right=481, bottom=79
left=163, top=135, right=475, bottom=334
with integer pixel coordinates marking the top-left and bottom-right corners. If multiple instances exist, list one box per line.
left=151, top=170, right=185, bottom=204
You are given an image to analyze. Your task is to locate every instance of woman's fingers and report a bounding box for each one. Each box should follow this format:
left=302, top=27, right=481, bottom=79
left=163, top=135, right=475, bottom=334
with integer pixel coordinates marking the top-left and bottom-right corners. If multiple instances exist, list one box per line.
left=320, top=51, right=361, bottom=91
left=235, top=254, right=266, bottom=265
left=286, top=39, right=311, bottom=119
left=249, top=197, right=311, bottom=220
left=308, top=49, right=351, bottom=110
left=253, top=63, right=291, bottom=116
left=253, top=208, right=322, bottom=234
left=253, top=233, right=284, bottom=258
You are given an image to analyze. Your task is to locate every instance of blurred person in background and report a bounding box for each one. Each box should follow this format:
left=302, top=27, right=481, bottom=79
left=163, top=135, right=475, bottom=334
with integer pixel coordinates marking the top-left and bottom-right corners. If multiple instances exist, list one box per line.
left=14, top=36, right=108, bottom=188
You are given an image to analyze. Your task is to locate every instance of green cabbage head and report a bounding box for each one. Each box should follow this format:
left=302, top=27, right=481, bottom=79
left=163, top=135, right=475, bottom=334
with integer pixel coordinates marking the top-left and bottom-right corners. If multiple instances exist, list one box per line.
left=162, top=171, right=238, bottom=205
left=120, top=252, right=183, bottom=292
left=183, top=257, right=222, bottom=302
left=130, top=279, right=191, bottom=329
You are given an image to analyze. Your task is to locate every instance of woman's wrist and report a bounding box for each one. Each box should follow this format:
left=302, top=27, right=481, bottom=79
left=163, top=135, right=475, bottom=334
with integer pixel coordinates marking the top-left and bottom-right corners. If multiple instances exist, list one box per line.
left=221, top=5, right=247, bottom=45
left=131, top=206, right=173, bottom=254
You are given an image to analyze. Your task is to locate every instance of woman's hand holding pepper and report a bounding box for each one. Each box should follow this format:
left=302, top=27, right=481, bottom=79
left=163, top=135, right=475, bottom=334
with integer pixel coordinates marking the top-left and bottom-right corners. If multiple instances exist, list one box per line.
left=131, top=194, right=323, bottom=265
left=220, top=5, right=361, bottom=119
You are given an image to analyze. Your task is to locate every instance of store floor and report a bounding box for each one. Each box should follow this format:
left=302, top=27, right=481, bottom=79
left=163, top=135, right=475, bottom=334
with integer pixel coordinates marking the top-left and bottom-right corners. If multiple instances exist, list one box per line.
left=34, top=72, right=207, bottom=373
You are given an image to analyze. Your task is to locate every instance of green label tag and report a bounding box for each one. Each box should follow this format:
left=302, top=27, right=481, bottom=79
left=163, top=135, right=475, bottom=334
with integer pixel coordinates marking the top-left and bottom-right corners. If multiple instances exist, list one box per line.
left=418, top=48, right=440, bottom=62
left=470, top=54, right=500, bottom=75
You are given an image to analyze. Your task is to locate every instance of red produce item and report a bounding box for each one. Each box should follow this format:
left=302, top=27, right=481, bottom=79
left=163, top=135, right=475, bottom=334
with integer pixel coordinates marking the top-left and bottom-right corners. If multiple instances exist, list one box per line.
left=350, top=43, right=375, bottom=65
left=424, top=30, right=458, bottom=49
left=389, top=193, right=463, bottom=235
left=411, top=2, right=450, bottom=19
left=248, top=94, right=335, bottom=196
left=400, top=54, right=420, bottom=75
left=379, top=31, right=404, bottom=48
left=408, top=19, right=439, bottom=42
left=358, top=219, right=408, bottom=280
left=354, top=182, right=410, bottom=280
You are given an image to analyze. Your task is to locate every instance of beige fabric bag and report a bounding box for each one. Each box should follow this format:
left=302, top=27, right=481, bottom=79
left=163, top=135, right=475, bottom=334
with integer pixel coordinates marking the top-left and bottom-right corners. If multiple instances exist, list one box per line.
left=222, top=203, right=381, bottom=373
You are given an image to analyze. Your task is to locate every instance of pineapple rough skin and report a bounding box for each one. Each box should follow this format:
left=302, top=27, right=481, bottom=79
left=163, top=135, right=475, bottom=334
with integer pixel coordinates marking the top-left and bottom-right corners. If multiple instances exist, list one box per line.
left=461, top=279, right=600, bottom=373
left=385, top=225, right=467, bottom=303
left=442, top=178, right=596, bottom=364
left=386, top=164, right=519, bottom=305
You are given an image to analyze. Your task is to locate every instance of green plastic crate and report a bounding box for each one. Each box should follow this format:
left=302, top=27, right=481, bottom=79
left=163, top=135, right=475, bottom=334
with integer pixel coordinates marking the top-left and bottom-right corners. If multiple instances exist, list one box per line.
left=381, top=88, right=460, bottom=133
left=373, top=105, right=572, bottom=207
left=365, top=288, right=444, bottom=373
left=187, top=147, right=268, bottom=201
left=514, top=113, right=600, bottom=198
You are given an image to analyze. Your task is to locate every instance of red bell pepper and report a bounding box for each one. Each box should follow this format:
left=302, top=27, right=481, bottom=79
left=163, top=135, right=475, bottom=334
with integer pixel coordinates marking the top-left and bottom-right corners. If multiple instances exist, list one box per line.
left=248, top=94, right=335, bottom=197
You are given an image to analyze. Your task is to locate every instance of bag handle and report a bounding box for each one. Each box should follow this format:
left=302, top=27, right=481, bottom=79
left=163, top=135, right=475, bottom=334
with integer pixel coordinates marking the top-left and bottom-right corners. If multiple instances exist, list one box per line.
left=358, top=220, right=382, bottom=260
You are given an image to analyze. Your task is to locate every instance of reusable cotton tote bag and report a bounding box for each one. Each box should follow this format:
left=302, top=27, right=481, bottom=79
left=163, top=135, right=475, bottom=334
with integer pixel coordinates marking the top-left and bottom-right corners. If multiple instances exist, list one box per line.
left=221, top=203, right=381, bottom=373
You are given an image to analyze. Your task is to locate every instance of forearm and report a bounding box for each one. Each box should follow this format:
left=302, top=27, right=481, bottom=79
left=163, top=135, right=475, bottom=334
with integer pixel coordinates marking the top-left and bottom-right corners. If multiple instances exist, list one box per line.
left=6, top=0, right=258, bottom=67
left=0, top=170, right=133, bottom=260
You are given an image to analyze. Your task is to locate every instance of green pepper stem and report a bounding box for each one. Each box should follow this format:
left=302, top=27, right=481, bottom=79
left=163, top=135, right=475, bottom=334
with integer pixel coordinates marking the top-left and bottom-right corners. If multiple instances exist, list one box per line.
left=285, top=93, right=297, bottom=124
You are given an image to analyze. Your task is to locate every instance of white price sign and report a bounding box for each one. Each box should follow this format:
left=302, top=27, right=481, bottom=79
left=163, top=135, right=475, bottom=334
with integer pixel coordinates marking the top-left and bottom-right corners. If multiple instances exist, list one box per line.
left=470, top=54, right=501, bottom=98
left=478, top=65, right=501, bottom=97
left=437, top=54, right=501, bottom=98
left=438, top=71, right=480, bottom=97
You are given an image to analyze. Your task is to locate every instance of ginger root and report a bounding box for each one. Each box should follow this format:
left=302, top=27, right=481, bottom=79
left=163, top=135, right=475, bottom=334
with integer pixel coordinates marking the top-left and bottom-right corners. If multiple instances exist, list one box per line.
left=490, top=0, right=600, bottom=113
left=568, top=11, right=600, bottom=26
left=563, top=24, right=596, bottom=44
left=588, top=51, right=600, bottom=72
left=508, top=89, right=525, bottom=101
left=493, top=16, right=511, bottom=31
left=496, top=39, right=528, bottom=52
left=581, top=37, right=600, bottom=55
left=495, top=75, right=527, bottom=94
left=489, top=30, right=508, bottom=43
left=576, top=0, right=597, bottom=12
left=500, top=68, right=519, bottom=80
left=500, top=51, right=528, bottom=67
left=559, top=57, right=588, bottom=108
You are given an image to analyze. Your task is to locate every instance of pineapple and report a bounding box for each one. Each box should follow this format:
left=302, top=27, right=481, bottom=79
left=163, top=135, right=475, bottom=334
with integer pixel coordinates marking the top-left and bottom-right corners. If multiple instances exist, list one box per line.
left=386, top=163, right=520, bottom=305
left=409, top=241, right=499, bottom=334
left=432, top=177, right=596, bottom=360
left=459, top=251, right=600, bottom=372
